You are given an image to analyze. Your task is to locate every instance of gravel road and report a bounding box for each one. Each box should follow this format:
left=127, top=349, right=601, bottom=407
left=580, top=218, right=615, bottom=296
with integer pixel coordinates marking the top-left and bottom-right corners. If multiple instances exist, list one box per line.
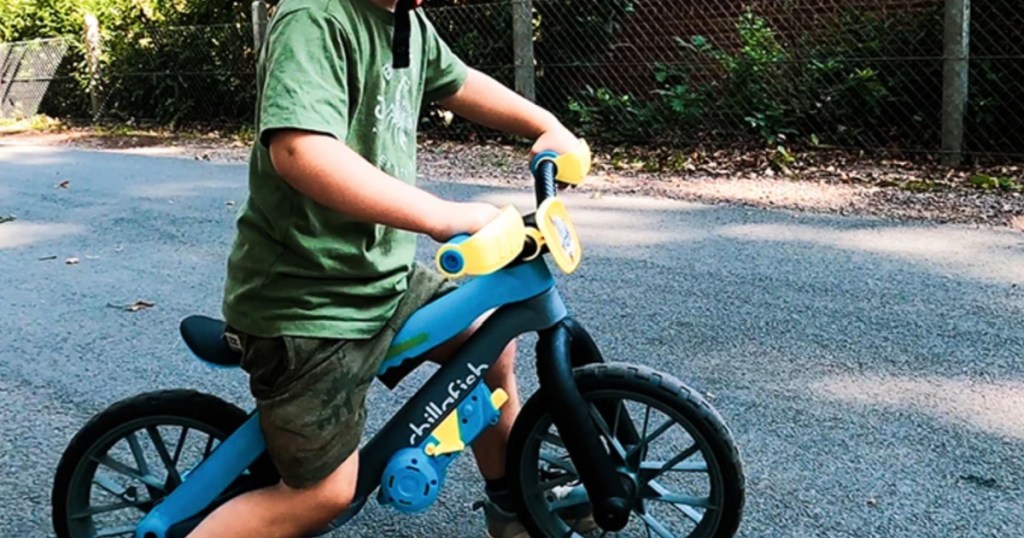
left=1, top=144, right=1022, bottom=537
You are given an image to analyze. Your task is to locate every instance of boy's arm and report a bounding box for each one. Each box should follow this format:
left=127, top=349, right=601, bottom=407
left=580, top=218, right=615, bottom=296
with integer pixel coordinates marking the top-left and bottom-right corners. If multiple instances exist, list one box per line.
left=440, top=68, right=580, bottom=155
left=268, top=130, right=499, bottom=242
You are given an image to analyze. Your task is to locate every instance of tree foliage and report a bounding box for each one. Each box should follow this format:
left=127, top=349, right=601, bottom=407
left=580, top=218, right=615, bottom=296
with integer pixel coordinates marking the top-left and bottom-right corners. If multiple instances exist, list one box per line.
left=0, top=0, right=249, bottom=42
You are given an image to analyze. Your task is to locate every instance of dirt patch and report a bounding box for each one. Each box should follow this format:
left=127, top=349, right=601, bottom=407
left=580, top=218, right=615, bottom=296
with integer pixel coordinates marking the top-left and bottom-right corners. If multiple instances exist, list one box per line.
left=0, top=127, right=251, bottom=162
left=420, top=142, right=1024, bottom=229
left=3, top=128, right=1022, bottom=230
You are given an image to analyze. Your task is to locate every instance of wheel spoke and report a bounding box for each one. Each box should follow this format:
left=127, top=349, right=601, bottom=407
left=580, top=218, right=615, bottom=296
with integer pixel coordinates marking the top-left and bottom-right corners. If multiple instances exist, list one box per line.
left=643, top=444, right=700, bottom=483
left=540, top=448, right=577, bottom=474
left=548, top=486, right=590, bottom=512
left=529, top=473, right=578, bottom=495
left=625, top=418, right=674, bottom=461
left=203, top=434, right=215, bottom=458
left=171, top=427, right=189, bottom=466
left=146, top=426, right=182, bottom=488
left=645, top=492, right=713, bottom=509
left=639, top=460, right=708, bottom=473
left=588, top=405, right=628, bottom=460
left=647, top=480, right=707, bottom=523
left=612, top=401, right=623, bottom=442
left=92, top=455, right=165, bottom=492
left=678, top=504, right=705, bottom=524
left=540, top=431, right=566, bottom=448
left=71, top=499, right=147, bottom=519
left=126, top=432, right=150, bottom=476
left=93, top=474, right=128, bottom=498
left=637, top=511, right=676, bottom=538
left=640, top=406, right=652, bottom=443
left=95, top=525, right=138, bottom=537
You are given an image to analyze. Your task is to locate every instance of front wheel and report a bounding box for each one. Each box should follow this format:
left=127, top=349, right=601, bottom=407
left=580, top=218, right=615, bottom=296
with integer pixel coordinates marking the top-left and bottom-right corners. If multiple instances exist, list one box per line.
left=507, top=363, right=745, bottom=537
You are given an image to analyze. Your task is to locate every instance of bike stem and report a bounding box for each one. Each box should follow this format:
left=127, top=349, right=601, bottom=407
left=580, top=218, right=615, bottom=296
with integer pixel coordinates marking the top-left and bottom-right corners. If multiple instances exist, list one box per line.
left=536, top=321, right=631, bottom=531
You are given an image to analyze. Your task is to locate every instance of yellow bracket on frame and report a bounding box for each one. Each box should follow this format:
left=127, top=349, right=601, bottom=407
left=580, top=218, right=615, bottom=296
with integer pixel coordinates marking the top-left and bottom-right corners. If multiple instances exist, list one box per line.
left=424, top=413, right=464, bottom=456
left=424, top=389, right=510, bottom=457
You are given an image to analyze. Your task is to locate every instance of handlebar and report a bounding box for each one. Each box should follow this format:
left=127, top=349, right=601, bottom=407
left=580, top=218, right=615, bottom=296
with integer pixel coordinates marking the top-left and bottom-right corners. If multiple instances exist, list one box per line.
left=531, top=151, right=559, bottom=207
left=436, top=141, right=591, bottom=279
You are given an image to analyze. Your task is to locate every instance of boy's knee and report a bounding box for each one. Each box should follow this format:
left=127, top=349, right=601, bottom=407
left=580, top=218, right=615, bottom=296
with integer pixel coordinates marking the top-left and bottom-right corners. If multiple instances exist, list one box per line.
left=284, top=455, right=359, bottom=528
left=486, top=340, right=517, bottom=381
left=497, top=339, right=516, bottom=361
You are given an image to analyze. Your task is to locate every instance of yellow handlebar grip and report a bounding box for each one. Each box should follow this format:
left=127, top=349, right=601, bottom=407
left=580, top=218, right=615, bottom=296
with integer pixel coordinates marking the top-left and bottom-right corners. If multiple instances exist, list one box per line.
left=435, top=206, right=527, bottom=279
left=553, top=140, right=592, bottom=186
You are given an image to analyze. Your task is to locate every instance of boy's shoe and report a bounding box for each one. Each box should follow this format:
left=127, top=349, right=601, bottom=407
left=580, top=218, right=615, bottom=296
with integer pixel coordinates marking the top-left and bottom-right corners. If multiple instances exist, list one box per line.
left=546, top=484, right=599, bottom=534
left=476, top=486, right=599, bottom=538
left=478, top=500, right=529, bottom=538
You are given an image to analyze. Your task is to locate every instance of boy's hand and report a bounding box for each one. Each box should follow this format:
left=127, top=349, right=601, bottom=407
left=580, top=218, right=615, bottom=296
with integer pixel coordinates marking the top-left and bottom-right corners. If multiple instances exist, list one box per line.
left=531, top=125, right=581, bottom=157
left=428, top=202, right=501, bottom=243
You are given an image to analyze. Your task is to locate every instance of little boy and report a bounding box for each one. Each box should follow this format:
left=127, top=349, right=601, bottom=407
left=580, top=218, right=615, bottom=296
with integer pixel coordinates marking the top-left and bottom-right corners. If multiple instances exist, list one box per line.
left=189, top=0, right=579, bottom=536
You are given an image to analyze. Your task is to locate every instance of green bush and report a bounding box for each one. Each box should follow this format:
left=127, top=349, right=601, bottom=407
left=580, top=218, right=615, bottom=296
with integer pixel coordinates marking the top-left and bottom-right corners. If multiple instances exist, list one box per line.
left=5, top=0, right=1020, bottom=157
left=2, top=0, right=254, bottom=123
left=562, top=8, right=946, bottom=151
left=100, top=23, right=255, bottom=124
left=423, top=0, right=635, bottom=139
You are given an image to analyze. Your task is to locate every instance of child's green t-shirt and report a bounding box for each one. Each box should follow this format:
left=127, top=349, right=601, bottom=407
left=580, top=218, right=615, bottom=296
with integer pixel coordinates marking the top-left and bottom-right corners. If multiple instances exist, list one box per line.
left=223, top=0, right=467, bottom=338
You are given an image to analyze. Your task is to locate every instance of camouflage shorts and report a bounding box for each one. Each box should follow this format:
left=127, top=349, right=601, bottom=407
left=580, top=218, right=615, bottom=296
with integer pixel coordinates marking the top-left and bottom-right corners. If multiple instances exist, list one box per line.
left=230, top=263, right=451, bottom=488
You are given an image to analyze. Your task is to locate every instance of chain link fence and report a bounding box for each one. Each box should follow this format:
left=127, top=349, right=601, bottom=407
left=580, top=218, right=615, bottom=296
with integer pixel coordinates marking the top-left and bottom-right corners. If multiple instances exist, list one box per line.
left=0, top=38, right=72, bottom=119
left=0, top=23, right=255, bottom=127
left=425, top=0, right=1023, bottom=162
left=1, top=0, right=1021, bottom=162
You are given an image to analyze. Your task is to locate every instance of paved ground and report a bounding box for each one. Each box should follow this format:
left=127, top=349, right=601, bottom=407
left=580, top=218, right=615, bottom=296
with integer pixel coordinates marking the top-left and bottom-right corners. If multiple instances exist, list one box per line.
left=1, top=143, right=1023, bottom=537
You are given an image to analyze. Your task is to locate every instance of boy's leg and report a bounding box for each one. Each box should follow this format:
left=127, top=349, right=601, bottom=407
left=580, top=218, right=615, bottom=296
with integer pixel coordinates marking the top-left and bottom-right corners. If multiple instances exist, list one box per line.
left=428, top=329, right=520, bottom=479
left=188, top=451, right=359, bottom=538
left=190, top=332, right=390, bottom=538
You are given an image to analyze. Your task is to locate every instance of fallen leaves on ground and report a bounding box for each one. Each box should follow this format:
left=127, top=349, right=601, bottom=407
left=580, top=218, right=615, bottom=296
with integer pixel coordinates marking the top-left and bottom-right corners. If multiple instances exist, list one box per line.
left=959, top=474, right=1000, bottom=490
left=4, top=128, right=1021, bottom=229
left=107, top=300, right=156, bottom=312
left=418, top=141, right=1024, bottom=229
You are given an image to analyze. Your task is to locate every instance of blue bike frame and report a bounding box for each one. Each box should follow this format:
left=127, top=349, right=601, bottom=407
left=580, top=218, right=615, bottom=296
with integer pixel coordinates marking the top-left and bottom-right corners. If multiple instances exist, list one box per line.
left=135, top=156, right=636, bottom=537
left=135, top=259, right=568, bottom=538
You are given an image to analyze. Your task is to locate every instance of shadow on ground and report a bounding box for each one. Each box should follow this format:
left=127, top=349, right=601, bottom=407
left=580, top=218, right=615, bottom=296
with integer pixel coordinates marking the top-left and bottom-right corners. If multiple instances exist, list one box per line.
left=0, top=147, right=1021, bottom=537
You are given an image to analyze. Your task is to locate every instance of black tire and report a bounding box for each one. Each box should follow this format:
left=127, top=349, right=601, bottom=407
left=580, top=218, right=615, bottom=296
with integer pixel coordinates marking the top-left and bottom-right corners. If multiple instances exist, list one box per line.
left=507, top=363, right=745, bottom=538
left=52, top=390, right=279, bottom=538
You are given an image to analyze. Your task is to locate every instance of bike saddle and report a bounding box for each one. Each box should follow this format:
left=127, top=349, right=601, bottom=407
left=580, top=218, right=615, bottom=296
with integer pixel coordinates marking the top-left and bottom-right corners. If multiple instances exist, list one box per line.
left=180, top=315, right=242, bottom=367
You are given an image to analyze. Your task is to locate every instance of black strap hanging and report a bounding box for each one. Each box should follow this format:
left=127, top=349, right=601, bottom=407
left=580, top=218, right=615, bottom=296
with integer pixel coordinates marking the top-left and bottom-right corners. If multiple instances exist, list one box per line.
left=392, top=0, right=415, bottom=69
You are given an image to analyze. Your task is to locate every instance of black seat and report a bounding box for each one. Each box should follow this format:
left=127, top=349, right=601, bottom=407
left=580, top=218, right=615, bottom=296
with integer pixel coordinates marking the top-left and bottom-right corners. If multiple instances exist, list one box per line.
left=180, top=315, right=242, bottom=367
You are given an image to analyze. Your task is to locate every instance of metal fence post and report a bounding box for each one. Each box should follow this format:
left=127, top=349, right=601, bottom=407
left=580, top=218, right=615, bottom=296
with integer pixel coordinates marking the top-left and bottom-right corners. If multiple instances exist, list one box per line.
left=941, top=0, right=970, bottom=167
left=83, top=13, right=102, bottom=120
left=512, top=0, right=536, bottom=101
left=251, top=0, right=269, bottom=55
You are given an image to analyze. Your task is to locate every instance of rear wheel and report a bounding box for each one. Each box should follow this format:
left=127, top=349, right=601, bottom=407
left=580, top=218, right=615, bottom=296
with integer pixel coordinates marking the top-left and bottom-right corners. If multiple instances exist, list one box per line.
left=52, top=390, right=279, bottom=538
left=508, top=364, right=745, bottom=537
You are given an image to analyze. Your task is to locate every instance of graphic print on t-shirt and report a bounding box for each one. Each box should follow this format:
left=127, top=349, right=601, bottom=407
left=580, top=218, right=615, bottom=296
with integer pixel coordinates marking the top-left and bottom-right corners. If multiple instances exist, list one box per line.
left=374, top=61, right=418, bottom=180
